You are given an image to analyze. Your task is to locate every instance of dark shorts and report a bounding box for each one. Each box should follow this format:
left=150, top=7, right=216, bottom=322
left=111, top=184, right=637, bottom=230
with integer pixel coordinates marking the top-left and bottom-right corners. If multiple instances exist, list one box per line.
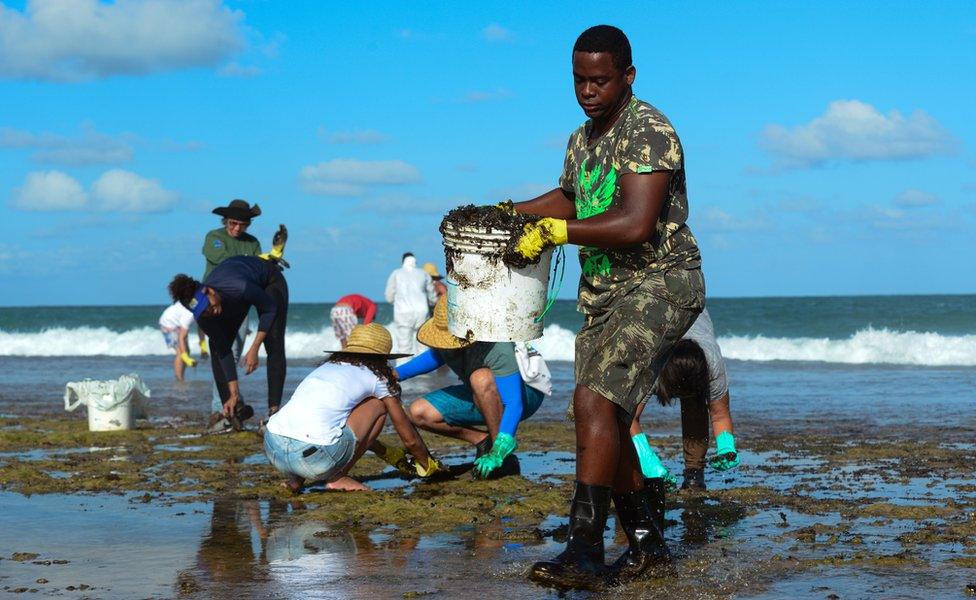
left=425, top=383, right=545, bottom=427
left=575, top=268, right=705, bottom=418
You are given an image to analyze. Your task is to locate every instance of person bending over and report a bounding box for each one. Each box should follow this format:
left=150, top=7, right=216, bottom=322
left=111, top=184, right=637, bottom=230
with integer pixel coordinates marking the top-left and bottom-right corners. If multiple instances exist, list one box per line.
left=169, top=254, right=288, bottom=429
left=509, top=25, right=705, bottom=590
left=330, top=294, right=377, bottom=348
left=631, top=308, right=739, bottom=492
left=391, top=296, right=549, bottom=479
left=263, top=324, right=436, bottom=492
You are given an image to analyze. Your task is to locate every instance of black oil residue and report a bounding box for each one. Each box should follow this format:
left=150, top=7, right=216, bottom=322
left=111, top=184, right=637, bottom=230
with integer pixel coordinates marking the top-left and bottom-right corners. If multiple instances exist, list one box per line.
left=439, top=204, right=541, bottom=269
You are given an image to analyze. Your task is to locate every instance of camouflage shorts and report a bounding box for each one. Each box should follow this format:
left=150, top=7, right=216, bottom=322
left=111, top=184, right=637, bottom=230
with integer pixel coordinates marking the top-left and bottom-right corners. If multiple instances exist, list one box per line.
left=574, top=267, right=705, bottom=419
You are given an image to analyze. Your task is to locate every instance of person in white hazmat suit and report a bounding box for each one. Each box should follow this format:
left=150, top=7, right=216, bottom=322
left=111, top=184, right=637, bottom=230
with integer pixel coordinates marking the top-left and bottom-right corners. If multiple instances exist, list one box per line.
left=384, top=252, right=437, bottom=356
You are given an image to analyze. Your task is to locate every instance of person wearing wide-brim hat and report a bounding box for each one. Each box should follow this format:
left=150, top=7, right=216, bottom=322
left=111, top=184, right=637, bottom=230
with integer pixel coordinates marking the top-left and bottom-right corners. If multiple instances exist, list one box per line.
left=199, top=199, right=265, bottom=429
left=423, top=262, right=448, bottom=299
left=393, top=296, right=550, bottom=480
left=263, top=323, right=440, bottom=492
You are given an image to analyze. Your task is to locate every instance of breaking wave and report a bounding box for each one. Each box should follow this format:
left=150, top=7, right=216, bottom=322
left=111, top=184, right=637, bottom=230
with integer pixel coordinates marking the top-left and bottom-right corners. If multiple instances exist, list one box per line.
left=1, top=325, right=974, bottom=367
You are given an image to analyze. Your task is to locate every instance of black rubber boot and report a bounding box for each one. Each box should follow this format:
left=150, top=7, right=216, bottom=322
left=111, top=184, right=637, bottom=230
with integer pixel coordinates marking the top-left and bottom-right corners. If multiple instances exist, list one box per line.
left=528, top=481, right=611, bottom=591
left=609, top=478, right=671, bottom=584
left=681, top=468, right=706, bottom=491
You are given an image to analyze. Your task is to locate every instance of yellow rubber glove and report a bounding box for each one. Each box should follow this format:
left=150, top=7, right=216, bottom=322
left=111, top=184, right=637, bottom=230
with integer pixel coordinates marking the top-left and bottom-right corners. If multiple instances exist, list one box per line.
left=415, top=455, right=445, bottom=479
left=179, top=352, right=197, bottom=367
left=374, top=442, right=414, bottom=475
left=199, top=338, right=209, bottom=357
left=515, top=217, right=568, bottom=260
left=258, top=225, right=289, bottom=267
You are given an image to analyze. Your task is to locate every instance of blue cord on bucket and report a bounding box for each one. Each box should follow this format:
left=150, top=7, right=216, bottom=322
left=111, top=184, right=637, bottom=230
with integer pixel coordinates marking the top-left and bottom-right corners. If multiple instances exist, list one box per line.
left=534, top=245, right=565, bottom=323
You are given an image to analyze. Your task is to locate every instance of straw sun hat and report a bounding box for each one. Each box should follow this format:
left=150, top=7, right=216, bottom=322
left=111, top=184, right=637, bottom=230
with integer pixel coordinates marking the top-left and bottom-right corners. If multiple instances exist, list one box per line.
left=417, top=296, right=474, bottom=350
left=329, top=323, right=412, bottom=358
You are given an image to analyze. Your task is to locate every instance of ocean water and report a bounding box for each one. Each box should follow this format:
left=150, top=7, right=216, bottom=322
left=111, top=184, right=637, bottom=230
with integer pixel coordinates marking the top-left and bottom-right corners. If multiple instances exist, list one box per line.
left=0, top=295, right=973, bottom=426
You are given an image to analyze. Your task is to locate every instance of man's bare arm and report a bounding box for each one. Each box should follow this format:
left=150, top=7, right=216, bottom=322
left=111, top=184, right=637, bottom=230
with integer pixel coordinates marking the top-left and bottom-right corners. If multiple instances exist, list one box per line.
left=513, top=188, right=577, bottom=220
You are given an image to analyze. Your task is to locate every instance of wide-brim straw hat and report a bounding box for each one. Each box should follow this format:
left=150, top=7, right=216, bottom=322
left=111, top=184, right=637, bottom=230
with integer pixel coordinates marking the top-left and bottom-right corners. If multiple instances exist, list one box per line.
left=417, top=296, right=474, bottom=350
left=423, top=262, right=443, bottom=280
left=213, top=199, right=261, bottom=222
left=327, top=323, right=412, bottom=358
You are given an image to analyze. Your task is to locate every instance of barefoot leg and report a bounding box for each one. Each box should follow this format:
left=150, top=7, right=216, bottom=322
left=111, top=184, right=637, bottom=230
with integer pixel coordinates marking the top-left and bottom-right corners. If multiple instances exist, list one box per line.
left=326, top=476, right=370, bottom=491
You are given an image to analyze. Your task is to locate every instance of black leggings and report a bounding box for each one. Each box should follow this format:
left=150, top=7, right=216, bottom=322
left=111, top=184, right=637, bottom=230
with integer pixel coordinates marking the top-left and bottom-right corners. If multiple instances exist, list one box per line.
left=262, top=271, right=288, bottom=410
left=207, top=268, right=288, bottom=411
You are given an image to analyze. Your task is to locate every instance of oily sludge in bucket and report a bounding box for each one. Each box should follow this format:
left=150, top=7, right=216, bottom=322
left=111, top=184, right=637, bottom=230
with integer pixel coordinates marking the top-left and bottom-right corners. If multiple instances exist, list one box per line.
left=64, top=373, right=150, bottom=431
left=440, top=205, right=559, bottom=342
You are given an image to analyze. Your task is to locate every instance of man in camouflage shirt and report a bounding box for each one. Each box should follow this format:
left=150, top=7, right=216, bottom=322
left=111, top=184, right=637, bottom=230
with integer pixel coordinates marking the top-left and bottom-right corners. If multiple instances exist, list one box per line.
left=510, top=25, right=705, bottom=590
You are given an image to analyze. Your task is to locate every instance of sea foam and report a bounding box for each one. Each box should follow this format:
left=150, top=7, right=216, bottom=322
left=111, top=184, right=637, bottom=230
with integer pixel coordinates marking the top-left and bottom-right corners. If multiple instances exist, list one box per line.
left=1, top=324, right=975, bottom=367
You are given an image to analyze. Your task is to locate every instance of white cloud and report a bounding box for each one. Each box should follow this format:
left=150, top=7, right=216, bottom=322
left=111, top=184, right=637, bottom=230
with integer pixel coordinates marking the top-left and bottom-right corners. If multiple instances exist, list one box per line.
left=760, top=100, right=958, bottom=168
left=0, top=0, right=245, bottom=82
left=320, top=129, right=389, bottom=145
left=217, top=61, right=261, bottom=78
left=481, top=24, right=513, bottom=42
left=299, top=159, right=421, bottom=196
left=0, top=124, right=134, bottom=165
left=893, top=188, right=938, bottom=208
left=91, top=169, right=178, bottom=212
left=10, top=170, right=89, bottom=211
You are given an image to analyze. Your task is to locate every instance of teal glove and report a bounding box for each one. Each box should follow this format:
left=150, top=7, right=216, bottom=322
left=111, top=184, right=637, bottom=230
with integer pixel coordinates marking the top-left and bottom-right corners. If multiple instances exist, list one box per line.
left=709, top=431, right=740, bottom=471
left=473, top=432, right=517, bottom=478
left=632, top=433, right=678, bottom=491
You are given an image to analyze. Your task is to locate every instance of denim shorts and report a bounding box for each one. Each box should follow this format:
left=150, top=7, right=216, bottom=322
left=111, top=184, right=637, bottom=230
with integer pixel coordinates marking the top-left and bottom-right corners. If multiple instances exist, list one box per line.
left=263, top=427, right=357, bottom=482
left=425, top=384, right=545, bottom=427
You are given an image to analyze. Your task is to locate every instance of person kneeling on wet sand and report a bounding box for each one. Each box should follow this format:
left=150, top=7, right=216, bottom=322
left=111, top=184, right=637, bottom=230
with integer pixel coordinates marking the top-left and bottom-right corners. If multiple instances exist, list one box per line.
left=630, top=307, right=739, bottom=491
left=263, top=323, right=439, bottom=492
left=391, top=296, right=549, bottom=479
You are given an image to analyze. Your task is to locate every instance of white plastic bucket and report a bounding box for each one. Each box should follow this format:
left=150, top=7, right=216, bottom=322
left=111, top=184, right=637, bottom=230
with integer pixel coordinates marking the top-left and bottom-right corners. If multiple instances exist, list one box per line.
left=64, top=374, right=150, bottom=431
left=443, top=223, right=553, bottom=342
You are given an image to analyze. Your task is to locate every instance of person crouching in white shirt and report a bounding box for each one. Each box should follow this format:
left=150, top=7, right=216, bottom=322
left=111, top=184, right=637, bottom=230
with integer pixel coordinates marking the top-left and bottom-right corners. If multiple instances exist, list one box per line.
left=263, top=323, right=437, bottom=492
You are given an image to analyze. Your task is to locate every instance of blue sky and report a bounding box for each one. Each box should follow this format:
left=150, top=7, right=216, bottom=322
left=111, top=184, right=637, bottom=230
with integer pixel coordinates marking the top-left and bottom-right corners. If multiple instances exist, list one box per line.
left=1, top=0, right=974, bottom=306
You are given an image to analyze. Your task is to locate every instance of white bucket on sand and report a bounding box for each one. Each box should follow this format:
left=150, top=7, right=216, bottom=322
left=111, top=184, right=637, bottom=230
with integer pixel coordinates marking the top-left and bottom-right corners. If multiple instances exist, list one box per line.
left=442, top=223, right=554, bottom=342
left=64, top=374, right=150, bottom=431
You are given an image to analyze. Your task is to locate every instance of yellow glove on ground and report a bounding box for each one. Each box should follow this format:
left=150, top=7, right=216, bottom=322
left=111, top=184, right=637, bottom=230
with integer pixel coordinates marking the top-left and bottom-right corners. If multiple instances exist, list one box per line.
left=415, top=455, right=444, bottom=478
left=515, top=218, right=568, bottom=260
left=179, top=352, right=197, bottom=367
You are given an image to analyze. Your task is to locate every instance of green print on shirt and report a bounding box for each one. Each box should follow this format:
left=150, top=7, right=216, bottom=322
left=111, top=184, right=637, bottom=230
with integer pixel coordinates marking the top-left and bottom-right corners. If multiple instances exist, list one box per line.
left=576, top=163, right=616, bottom=277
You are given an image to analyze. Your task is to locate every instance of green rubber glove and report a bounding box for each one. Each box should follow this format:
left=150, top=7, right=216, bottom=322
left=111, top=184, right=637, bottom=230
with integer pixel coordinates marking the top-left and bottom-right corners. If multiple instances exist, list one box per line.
left=632, top=433, right=678, bottom=491
left=473, top=432, right=517, bottom=478
left=709, top=431, right=740, bottom=471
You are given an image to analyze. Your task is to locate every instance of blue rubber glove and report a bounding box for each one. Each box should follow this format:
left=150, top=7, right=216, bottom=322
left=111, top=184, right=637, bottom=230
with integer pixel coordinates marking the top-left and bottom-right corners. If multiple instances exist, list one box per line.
left=709, top=431, right=740, bottom=471
left=473, top=432, right=517, bottom=478
left=632, top=433, right=678, bottom=491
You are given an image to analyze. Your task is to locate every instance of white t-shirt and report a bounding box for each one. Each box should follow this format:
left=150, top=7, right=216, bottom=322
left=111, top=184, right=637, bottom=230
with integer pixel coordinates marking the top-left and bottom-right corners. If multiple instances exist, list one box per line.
left=159, top=302, right=194, bottom=331
left=266, top=362, right=392, bottom=446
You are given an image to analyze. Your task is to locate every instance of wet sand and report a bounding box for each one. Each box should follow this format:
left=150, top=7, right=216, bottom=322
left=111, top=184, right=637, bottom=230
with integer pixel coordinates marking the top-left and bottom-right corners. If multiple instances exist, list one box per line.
left=2, top=411, right=976, bottom=599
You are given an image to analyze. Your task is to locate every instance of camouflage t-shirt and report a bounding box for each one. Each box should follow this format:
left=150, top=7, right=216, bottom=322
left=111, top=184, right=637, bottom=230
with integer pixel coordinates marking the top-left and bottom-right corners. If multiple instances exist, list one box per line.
left=559, top=96, right=701, bottom=315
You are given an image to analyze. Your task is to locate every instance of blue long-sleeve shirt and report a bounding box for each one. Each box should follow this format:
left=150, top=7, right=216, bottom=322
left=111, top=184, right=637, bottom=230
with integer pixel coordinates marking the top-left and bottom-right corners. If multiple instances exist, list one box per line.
left=396, top=346, right=526, bottom=436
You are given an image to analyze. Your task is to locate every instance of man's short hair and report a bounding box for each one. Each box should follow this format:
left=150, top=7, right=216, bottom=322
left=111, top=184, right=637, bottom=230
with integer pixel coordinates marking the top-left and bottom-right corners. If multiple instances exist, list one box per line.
left=402, top=252, right=414, bottom=261
left=573, top=25, right=632, bottom=72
